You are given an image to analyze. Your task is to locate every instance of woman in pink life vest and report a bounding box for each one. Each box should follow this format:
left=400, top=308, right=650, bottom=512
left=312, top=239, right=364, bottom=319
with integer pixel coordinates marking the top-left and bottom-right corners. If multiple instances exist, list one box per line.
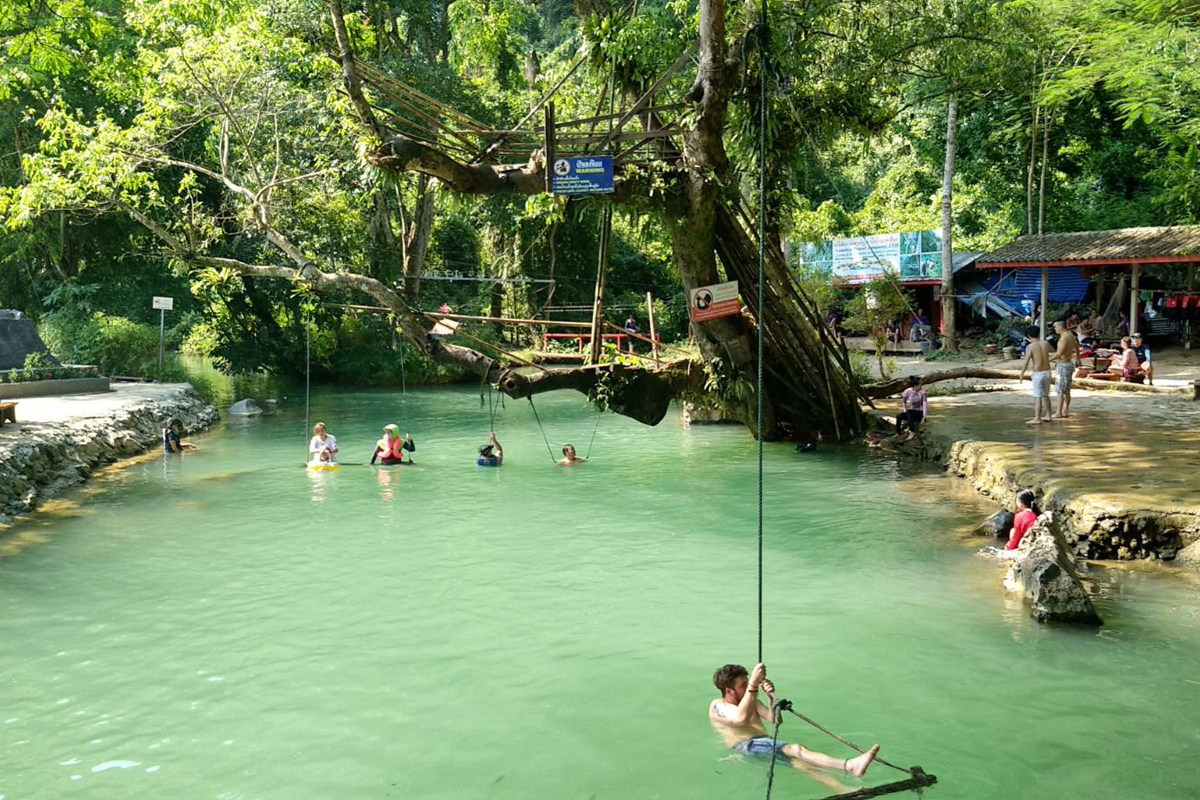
left=371, top=424, right=415, bottom=465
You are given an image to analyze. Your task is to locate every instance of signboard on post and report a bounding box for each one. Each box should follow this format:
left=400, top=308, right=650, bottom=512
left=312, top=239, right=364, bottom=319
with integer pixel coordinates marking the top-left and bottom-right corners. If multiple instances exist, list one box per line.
left=152, top=296, right=173, bottom=370
left=688, top=281, right=740, bottom=323
left=794, top=230, right=943, bottom=286
left=550, top=157, right=614, bottom=195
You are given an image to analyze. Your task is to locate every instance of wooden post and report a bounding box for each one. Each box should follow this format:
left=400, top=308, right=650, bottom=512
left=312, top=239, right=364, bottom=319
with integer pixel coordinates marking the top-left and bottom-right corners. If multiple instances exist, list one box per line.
left=589, top=206, right=612, bottom=365
left=1188, top=264, right=1195, bottom=291
left=646, top=291, right=659, bottom=360
left=1039, top=265, right=1049, bottom=339
left=543, top=102, right=556, bottom=194
left=1095, top=269, right=1105, bottom=313
left=1130, top=263, right=1140, bottom=335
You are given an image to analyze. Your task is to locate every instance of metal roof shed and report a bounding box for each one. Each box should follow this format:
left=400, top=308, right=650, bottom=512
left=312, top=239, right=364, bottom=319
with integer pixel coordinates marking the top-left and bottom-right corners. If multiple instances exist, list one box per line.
left=977, top=226, right=1200, bottom=336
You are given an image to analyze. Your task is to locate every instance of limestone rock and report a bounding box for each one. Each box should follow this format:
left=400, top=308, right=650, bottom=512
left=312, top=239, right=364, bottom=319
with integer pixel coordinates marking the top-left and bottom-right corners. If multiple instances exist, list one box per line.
left=682, top=402, right=739, bottom=426
left=1176, top=540, right=1200, bottom=571
left=972, top=509, right=1014, bottom=539
left=228, top=398, right=264, bottom=416
left=1004, top=514, right=1102, bottom=626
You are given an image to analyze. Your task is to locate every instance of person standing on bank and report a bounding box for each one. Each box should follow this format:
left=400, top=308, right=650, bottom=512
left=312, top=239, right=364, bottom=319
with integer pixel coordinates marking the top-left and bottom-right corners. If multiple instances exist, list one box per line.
left=1049, top=320, right=1080, bottom=419
left=1019, top=334, right=1054, bottom=425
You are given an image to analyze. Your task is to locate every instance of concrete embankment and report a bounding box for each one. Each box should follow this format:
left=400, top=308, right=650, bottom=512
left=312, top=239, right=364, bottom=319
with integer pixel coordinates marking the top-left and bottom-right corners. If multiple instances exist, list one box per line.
left=0, top=384, right=218, bottom=524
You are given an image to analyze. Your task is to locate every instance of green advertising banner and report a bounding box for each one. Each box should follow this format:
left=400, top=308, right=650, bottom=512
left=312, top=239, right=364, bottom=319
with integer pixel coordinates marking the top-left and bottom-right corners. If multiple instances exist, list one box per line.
left=794, top=230, right=943, bottom=285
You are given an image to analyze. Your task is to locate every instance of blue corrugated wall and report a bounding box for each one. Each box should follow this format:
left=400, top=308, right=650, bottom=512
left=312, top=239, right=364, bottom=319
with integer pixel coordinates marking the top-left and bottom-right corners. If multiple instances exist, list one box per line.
left=982, top=267, right=1091, bottom=305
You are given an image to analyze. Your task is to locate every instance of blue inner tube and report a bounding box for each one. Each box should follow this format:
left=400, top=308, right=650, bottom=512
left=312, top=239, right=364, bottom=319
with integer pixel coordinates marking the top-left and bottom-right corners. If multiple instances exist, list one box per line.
left=476, top=457, right=499, bottom=467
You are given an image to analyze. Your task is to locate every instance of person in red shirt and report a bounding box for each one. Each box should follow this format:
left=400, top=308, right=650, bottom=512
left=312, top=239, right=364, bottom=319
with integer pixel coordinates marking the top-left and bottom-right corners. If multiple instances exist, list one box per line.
left=1004, top=490, right=1039, bottom=553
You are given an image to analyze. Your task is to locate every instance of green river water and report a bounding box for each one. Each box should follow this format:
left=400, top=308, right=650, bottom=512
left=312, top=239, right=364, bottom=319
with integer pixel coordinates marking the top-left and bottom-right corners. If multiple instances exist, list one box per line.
left=1, top=387, right=1198, bottom=799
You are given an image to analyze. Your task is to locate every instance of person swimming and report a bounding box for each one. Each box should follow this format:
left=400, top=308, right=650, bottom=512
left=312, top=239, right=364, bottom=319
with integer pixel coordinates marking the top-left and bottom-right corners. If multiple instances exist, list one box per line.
left=477, top=432, right=503, bottom=467
left=371, top=424, right=415, bottom=465
left=557, top=443, right=585, bottom=466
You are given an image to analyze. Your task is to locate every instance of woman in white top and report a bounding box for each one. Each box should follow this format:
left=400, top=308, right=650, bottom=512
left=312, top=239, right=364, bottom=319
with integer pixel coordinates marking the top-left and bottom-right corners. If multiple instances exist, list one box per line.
left=308, top=422, right=339, bottom=464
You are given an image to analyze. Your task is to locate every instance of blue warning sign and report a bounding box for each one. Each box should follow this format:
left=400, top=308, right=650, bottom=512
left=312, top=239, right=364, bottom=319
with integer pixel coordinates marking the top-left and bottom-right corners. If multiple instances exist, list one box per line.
left=550, top=157, right=614, bottom=195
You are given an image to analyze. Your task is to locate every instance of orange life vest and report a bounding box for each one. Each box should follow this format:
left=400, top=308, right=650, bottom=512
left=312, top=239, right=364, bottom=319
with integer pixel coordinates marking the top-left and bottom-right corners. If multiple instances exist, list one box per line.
left=377, top=436, right=405, bottom=461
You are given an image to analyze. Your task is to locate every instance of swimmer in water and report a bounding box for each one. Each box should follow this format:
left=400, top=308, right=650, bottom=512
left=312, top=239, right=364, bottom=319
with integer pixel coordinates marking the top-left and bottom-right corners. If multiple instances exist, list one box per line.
left=557, top=443, right=585, bottom=466
left=709, top=663, right=879, bottom=784
left=371, top=424, right=415, bottom=465
left=477, top=432, right=503, bottom=466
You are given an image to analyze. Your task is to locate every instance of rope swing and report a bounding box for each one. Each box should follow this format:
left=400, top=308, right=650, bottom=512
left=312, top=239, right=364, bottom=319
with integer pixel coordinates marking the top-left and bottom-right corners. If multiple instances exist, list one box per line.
left=527, top=394, right=602, bottom=464
left=751, top=5, right=934, bottom=798
left=304, top=321, right=311, bottom=462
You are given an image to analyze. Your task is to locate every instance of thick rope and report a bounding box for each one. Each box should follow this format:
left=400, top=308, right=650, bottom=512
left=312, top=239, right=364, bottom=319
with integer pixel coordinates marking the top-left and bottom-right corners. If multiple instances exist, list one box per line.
left=399, top=335, right=408, bottom=399
left=304, top=323, right=311, bottom=463
left=583, top=409, right=601, bottom=460
left=756, top=0, right=767, bottom=669
left=782, top=707, right=909, bottom=775
left=527, top=396, right=558, bottom=463
left=764, top=700, right=786, bottom=799
left=486, top=381, right=497, bottom=432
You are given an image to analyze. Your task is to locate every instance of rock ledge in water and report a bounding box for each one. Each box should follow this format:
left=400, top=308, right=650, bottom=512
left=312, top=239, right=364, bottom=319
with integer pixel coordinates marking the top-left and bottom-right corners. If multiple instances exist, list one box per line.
left=972, top=508, right=1014, bottom=539
left=1176, top=540, right=1200, bottom=571
left=1004, top=513, right=1102, bottom=626
left=228, top=398, right=263, bottom=416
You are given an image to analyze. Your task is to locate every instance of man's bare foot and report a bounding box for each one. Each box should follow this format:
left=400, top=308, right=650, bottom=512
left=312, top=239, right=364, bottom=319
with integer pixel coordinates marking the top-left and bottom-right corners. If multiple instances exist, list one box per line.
left=845, top=745, right=880, bottom=778
left=1026, top=418, right=1043, bottom=425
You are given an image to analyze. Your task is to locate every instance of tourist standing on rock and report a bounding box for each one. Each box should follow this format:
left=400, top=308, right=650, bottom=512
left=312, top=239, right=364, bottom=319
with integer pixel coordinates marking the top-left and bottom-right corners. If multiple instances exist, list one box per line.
left=896, top=375, right=927, bottom=435
left=1003, top=490, right=1040, bottom=556
left=162, top=419, right=196, bottom=454
left=308, top=422, right=338, bottom=464
left=1049, top=321, right=1080, bottom=419
left=1018, top=335, right=1054, bottom=425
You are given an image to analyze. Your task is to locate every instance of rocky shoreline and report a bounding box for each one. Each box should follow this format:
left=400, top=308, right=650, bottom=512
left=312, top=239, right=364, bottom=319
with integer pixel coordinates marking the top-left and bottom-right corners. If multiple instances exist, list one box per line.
left=879, top=426, right=1200, bottom=568
left=0, top=384, right=218, bottom=525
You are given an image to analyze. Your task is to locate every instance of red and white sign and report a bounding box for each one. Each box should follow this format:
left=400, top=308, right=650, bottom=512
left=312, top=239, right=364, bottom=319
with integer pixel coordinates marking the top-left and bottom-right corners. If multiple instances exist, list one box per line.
left=688, top=281, right=740, bottom=323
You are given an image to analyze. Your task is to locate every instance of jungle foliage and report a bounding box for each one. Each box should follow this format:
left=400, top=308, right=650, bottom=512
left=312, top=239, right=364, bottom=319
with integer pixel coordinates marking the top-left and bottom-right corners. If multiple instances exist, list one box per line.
left=2, top=0, right=1198, bottom=385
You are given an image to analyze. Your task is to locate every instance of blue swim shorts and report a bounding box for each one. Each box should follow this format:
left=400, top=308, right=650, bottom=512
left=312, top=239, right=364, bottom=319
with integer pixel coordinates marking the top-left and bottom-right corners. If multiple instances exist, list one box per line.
left=734, top=736, right=789, bottom=760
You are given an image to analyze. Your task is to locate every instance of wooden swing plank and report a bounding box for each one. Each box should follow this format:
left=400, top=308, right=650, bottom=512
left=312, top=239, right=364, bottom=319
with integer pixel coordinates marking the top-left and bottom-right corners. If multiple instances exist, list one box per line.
left=816, top=769, right=937, bottom=800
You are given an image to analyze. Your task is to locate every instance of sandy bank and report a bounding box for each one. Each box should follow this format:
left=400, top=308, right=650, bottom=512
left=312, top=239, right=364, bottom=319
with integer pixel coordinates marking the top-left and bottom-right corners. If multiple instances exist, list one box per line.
left=0, top=384, right=218, bottom=524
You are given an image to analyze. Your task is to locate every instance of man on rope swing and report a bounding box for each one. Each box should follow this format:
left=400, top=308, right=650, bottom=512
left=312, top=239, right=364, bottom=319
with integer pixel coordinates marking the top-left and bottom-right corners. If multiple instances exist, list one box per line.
left=557, top=443, right=585, bottom=467
left=709, top=663, right=879, bottom=779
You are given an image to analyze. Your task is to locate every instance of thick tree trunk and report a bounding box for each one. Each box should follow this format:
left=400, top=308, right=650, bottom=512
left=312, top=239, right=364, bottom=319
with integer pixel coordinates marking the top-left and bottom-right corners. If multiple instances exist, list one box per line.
left=940, top=90, right=958, bottom=351
left=1038, top=117, right=1049, bottom=236
left=864, top=367, right=1020, bottom=399
left=324, top=0, right=858, bottom=440
left=1026, top=103, right=1038, bottom=236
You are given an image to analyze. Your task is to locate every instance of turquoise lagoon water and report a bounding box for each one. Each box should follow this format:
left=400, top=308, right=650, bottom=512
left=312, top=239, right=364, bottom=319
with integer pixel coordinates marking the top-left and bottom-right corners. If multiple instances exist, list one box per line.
left=0, top=387, right=1197, bottom=799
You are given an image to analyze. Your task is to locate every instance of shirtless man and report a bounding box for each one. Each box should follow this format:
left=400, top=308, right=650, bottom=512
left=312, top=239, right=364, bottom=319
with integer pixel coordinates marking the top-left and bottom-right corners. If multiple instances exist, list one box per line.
left=557, top=443, right=585, bottom=467
left=1049, top=321, right=1080, bottom=419
left=1018, top=335, right=1054, bottom=425
left=709, top=663, right=879, bottom=782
